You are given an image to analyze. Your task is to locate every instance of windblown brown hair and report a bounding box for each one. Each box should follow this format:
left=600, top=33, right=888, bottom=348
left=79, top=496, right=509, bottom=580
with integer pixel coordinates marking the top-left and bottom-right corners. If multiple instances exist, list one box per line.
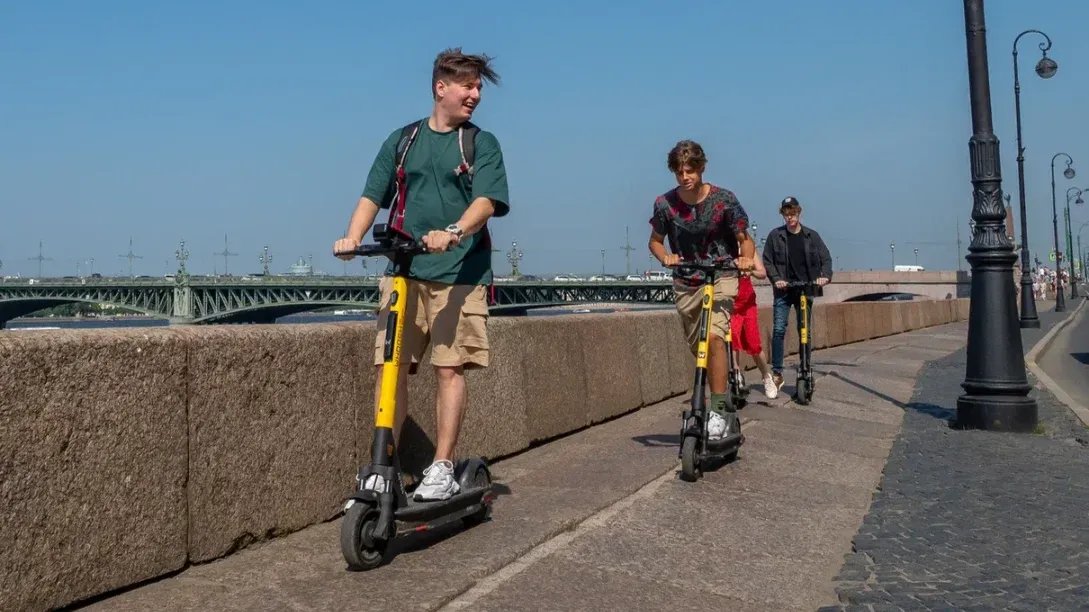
left=667, top=140, right=707, bottom=173
left=432, top=47, right=500, bottom=99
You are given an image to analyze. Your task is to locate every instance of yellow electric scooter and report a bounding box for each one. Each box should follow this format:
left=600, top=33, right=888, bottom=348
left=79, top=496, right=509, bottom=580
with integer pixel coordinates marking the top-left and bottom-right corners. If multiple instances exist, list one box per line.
left=335, top=223, right=493, bottom=570
left=676, top=259, right=745, bottom=482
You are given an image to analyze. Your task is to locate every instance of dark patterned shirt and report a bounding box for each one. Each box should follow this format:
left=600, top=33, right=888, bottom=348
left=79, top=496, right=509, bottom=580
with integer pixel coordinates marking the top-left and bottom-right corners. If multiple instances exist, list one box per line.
left=649, top=184, right=749, bottom=288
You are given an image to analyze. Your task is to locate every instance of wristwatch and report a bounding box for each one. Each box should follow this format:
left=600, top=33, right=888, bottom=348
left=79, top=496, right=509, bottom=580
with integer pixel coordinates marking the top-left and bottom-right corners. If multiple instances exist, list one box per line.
left=445, top=224, right=464, bottom=243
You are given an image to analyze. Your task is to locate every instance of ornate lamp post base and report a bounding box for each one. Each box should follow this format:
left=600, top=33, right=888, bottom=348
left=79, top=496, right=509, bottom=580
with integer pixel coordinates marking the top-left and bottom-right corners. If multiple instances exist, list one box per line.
left=957, top=395, right=1038, bottom=432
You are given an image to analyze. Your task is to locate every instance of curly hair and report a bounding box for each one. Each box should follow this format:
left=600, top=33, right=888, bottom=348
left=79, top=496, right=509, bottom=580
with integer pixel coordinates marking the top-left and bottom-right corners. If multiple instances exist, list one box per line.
left=667, top=140, right=707, bottom=173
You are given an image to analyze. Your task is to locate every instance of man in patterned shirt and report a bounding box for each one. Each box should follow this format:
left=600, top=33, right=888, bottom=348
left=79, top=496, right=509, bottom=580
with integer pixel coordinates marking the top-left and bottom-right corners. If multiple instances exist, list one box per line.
left=648, top=139, right=755, bottom=440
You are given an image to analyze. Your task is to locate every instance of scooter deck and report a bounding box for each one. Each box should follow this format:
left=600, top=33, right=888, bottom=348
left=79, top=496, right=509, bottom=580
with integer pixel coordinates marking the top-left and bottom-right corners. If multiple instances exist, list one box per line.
left=395, top=484, right=491, bottom=523
left=699, top=432, right=744, bottom=460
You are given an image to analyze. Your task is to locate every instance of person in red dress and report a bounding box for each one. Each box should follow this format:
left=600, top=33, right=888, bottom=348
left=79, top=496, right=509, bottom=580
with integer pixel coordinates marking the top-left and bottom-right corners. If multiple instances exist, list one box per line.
left=731, top=249, right=778, bottom=399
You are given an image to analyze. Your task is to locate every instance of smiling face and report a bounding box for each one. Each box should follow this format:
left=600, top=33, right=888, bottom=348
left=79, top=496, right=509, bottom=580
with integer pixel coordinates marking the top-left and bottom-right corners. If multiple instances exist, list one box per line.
left=435, top=76, right=482, bottom=123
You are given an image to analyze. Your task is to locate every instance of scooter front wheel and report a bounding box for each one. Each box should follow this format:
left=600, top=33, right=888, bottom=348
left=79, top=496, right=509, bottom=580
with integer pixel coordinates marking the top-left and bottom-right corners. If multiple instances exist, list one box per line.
left=680, top=435, right=701, bottom=481
left=795, top=378, right=812, bottom=406
left=341, top=501, right=388, bottom=571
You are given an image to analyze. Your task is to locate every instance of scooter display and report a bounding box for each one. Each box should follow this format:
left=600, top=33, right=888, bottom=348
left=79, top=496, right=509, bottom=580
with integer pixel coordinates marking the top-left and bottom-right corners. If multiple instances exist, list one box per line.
left=335, top=224, right=494, bottom=571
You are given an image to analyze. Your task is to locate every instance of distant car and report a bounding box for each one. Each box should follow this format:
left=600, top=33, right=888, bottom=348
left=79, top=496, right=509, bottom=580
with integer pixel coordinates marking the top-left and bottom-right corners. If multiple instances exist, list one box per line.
left=643, top=270, right=670, bottom=281
left=552, top=274, right=582, bottom=282
left=589, top=274, right=619, bottom=282
left=624, top=274, right=644, bottom=282
left=894, top=265, right=925, bottom=272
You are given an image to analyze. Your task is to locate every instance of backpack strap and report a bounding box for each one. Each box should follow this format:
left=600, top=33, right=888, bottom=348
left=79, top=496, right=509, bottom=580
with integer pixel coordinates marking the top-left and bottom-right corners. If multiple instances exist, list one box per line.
left=387, top=120, right=424, bottom=239
left=395, top=121, right=423, bottom=168
left=454, top=121, right=479, bottom=186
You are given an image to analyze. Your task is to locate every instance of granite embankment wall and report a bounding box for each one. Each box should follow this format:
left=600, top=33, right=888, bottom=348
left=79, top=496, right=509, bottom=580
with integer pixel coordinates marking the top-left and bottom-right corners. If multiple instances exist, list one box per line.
left=0, top=298, right=969, bottom=610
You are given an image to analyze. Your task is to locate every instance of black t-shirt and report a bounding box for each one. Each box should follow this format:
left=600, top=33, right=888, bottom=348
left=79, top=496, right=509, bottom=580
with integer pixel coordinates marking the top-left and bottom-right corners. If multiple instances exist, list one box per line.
left=786, top=230, right=809, bottom=281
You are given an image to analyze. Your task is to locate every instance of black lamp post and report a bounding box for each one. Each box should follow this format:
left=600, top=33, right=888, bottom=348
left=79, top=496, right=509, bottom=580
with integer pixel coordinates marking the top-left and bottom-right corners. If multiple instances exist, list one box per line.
left=889, top=241, right=895, bottom=269
left=957, top=0, right=1036, bottom=432
left=1010, top=29, right=1057, bottom=328
left=1079, top=221, right=1088, bottom=293
left=1050, top=153, right=1074, bottom=311
left=1066, top=187, right=1084, bottom=298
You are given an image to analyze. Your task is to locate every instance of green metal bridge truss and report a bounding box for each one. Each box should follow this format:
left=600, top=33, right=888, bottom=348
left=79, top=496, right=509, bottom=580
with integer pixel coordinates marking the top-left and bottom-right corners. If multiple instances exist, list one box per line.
left=0, top=277, right=672, bottom=327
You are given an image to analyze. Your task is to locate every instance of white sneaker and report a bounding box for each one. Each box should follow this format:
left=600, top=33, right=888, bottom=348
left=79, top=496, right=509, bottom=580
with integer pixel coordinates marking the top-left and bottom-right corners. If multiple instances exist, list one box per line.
left=413, top=460, right=460, bottom=501
left=763, top=374, right=779, bottom=400
left=707, top=411, right=727, bottom=440
left=361, top=474, right=386, bottom=493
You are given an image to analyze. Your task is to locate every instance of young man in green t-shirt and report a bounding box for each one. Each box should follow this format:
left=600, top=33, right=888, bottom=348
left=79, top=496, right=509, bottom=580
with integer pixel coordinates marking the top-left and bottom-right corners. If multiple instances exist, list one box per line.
left=333, top=48, right=510, bottom=501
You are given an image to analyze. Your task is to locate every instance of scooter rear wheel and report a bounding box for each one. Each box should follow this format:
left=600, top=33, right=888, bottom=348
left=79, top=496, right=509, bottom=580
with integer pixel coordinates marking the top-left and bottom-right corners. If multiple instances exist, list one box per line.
left=462, top=464, right=493, bottom=527
left=341, top=502, right=388, bottom=571
left=680, top=435, right=701, bottom=481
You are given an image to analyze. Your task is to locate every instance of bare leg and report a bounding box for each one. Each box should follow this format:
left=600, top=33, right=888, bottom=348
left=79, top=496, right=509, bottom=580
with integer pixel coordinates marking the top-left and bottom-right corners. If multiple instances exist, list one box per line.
left=433, top=365, right=467, bottom=462
left=708, top=336, right=728, bottom=394
left=752, top=351, right=772, bottom=379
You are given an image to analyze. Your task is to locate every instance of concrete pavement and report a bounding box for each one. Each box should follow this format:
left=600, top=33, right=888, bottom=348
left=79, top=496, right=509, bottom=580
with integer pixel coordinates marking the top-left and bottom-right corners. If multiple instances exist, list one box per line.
left=79, top=324, right=969, bottom=611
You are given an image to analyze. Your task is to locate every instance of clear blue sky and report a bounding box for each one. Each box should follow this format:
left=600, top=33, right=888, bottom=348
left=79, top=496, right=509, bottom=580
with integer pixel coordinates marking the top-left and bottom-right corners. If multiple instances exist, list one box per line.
left=3, top=0, right=1088, bottom=277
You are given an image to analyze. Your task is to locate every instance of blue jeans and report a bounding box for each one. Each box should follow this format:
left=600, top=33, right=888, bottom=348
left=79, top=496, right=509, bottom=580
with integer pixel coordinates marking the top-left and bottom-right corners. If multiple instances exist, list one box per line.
left=771, top=293, right=810, bottom=375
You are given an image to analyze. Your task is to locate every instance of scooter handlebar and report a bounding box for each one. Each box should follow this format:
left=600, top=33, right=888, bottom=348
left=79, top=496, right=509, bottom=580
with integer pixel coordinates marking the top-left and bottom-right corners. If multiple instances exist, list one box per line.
left=336, top=241, right=427, bottom=258
left=334, top=223, right=428, bottom=259
left=665, top=258, right=740, bottom=274
left=783, top=280, right=823, bottom=297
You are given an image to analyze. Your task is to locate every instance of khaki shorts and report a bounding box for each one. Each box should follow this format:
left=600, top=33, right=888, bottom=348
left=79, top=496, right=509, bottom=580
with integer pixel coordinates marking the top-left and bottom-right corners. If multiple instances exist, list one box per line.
left=373, top=277, right=490, bottom=370
left=674, top=276, right=739, bottom=354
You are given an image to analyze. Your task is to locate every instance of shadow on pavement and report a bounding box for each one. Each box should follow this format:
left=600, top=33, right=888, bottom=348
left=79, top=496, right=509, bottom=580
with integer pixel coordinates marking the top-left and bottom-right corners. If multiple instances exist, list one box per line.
left=631, top=433, right=679, bottom=447
left=822, top=370, right=956, bottom=425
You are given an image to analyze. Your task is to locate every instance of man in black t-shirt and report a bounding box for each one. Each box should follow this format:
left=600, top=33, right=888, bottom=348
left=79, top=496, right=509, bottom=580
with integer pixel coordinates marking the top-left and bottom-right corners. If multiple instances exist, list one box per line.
left=761, top=196, right=833, bottom=391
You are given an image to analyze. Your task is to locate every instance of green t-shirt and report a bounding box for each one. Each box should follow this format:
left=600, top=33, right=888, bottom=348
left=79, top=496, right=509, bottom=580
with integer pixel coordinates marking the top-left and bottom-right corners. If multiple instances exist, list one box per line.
left=361, top=120, right=510, bottom=285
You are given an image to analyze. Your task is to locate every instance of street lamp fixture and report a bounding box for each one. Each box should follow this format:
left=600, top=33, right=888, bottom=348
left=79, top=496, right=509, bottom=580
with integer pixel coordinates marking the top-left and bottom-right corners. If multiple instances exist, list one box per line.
left=506, top=241, right=524, bottom=277
left=1050, top=153, right=1074, bottom=311
left=1010, top=28, right=1058, bottom=328
left=957, top=0, right=1036, bottom=432
left=1035, top=55, right=1058, bottom=79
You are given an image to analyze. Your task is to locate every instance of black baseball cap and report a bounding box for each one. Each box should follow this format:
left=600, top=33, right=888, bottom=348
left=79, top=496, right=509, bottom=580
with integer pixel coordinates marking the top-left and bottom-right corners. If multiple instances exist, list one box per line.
left=781, top=196, right=801, bottom=207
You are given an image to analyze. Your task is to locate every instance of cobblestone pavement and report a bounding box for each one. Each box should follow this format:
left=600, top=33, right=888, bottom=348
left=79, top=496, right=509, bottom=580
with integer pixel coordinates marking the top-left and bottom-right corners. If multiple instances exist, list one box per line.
left=823, top=315, right=1089, bottom=611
